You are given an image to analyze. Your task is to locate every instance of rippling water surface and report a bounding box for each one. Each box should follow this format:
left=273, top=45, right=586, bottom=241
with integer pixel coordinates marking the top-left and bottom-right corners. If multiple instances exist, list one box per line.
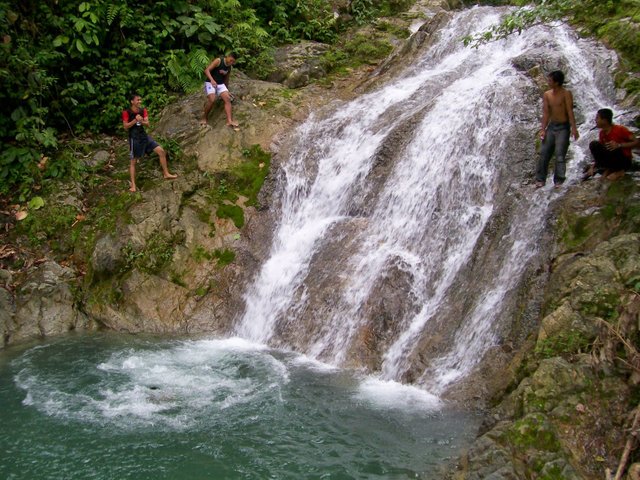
left=0, top=334, right=479, bottom=479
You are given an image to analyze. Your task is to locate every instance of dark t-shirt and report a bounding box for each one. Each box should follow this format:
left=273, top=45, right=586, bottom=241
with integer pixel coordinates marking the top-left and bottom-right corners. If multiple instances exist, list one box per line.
left=122, top=107, right=148, bottom=141
left=209, top=57, right=232, bottom=84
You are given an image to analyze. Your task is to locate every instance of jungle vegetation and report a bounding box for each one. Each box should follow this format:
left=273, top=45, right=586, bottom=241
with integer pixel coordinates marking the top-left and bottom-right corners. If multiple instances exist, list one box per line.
left=0, top=0, right=410, bottom=200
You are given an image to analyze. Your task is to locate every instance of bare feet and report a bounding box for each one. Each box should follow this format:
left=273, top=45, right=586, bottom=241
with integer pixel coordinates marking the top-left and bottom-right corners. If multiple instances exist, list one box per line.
left=199, top=119, right=208, bottom=127
left=164, top=173, right=178, bottom=180
left=227, top=121, right=239, bottom=128
left=129, top=184, right=137, bottom=192
left=605, top=170, right=625, bottom=181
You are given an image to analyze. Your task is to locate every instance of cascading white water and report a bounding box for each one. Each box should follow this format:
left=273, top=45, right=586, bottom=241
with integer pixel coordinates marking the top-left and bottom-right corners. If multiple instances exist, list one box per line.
left=237, top=6, right=618, bottom=393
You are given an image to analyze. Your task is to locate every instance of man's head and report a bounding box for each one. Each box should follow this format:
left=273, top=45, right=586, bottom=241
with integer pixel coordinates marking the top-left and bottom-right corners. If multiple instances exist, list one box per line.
left=596, top=108, right=614, bottom=128
left=129, top=93, right=142, bottom=108
left=225, top=53, right=238, bottom=66
left=547, top=70, right=565, bottom=87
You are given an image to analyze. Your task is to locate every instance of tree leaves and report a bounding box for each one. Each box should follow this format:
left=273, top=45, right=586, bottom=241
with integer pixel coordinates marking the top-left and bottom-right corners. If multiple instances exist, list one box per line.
left=461, top=0, right=620, bottom=48
left=0, top=0, right=348, bottom=198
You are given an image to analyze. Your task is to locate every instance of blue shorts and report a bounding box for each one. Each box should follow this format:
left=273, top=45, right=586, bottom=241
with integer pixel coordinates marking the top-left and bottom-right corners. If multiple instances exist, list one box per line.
left=129, top=135, right=159, bottom=159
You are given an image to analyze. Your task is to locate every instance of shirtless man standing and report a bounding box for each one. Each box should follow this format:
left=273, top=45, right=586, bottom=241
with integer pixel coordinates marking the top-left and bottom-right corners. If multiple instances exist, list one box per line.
left=535, top=70, right=579, bottom=188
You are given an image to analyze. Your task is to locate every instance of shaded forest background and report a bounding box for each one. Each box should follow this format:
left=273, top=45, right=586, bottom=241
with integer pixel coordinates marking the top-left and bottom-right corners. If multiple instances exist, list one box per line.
left=0, top=0, right=411, bottom=200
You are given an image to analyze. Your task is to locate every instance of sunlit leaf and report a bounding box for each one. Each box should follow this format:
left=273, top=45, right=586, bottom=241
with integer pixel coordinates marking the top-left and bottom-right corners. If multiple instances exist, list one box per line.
left=28, top=196, right=45, bottom=210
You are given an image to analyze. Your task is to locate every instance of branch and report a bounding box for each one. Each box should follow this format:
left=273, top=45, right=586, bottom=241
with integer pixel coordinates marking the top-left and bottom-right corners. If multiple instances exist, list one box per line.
left=613, top=404, right=640, bottom=480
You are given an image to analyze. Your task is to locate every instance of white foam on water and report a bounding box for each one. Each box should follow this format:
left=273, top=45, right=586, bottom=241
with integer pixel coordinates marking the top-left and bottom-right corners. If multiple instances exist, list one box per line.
left=290, top=353, right=340, bottom=373
left=14, top=337, right=291, bottom=429
left=355, top=377, right=442, bottom=411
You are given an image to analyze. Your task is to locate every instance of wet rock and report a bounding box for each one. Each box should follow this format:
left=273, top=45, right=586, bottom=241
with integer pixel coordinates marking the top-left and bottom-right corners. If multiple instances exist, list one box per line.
left=10, top=261, right=95, bottom=344
left=456, top=226, right=640, bottom=478
left=91, top=234, right=125, bottom=277
left=126, top=181, right=182, bottom=246
left=359, top=9, right=450, bottom=91
left=537, top=301, right=593, bottom=344
left=87, top=269, right=194, bottom=333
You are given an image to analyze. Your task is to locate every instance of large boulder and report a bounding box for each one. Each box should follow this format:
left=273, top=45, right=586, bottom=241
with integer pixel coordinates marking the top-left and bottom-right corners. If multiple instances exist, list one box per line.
left=88, top=269, right=195, bottom=333
left=9, top=261, right=95, bottom=344
left=154, top=71, right=302, bottom=174
left=266, top=41, right=331, bottom=88
left=449, top=189, right=640, bottom=479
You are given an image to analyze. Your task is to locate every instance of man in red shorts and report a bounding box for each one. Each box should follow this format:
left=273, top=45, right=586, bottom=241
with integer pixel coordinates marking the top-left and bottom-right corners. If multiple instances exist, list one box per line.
left=583, top=108, right=639, bottom=181
left=122, top=93, right=177, bottom=192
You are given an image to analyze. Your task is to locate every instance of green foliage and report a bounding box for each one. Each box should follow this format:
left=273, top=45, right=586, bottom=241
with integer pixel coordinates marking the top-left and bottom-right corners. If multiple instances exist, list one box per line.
left=535, top=329, right=591, bottom=359
left=202, top=144, right=271, bottom=212
left=320, top=31, right=394, bottom=75
left=507, top=413, right=561, bottom=451
left=578, top=290, right=620, bottom=320
left=192, top=244, right=235, bottom=266
left=560, top=214, right=593, bottom=250
left=212, top=248, right=235, bottom=266
left=216, top=204, right=245, bottom=228
left=235, top=144, right=271, bottom=205
left=375, top=21, right=411, bottom=38
left=14, top=203, right=79, bottom=248
left=626, top=275, right=640, bottom=294
left=192, top=244, right=211, bottom=262
left=0, top=0, right=359, bottom=200
left=462, top=0, right=624, bottom=47
left=344, top=34, right=393, bottom=65
left=351, top=0, right=376, bottom=25
left=351, top=0, right=414, bottom=22
left=166, top=47, right=212, bottom=93
left=121, top=234, right=177, bottom=275
left=170, top=271, right=187, bottom=288
left=250, top=0, right=338, bottom=43
left=1, top=0, right=412, bottom=200
left=91, top=190, right=138, bottom=233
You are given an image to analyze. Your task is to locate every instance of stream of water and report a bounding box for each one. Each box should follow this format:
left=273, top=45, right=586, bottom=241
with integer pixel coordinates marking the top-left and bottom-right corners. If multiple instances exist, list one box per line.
left=237, top=6, right=617, bottom=392
left=0, top=6, right=621, bottom=479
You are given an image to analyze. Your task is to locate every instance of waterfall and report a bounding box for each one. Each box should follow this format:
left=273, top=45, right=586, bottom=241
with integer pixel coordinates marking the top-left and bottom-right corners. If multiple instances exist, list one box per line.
left=236, top=6, right=617, bottom=393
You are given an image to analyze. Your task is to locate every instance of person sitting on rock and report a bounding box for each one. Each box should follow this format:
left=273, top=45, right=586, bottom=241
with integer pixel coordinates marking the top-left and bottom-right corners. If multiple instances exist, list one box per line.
left=583, top=108, right=639, bottom=182
left=200, top=53, right=239, bottom=128
left=122, top=93, right=177, bottom=192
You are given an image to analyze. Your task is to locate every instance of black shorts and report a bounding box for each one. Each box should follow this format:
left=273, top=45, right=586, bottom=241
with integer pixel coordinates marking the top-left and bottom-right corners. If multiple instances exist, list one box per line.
left=129, top=135, right=159, bottom=159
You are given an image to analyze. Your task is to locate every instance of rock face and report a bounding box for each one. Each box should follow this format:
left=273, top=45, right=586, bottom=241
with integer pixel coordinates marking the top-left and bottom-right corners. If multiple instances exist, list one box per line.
left=4, top=262, right=96, bottom=344
left=154, top=71, right=301, bottom=173
left=266, top=41, right=331, bottom=89
left=83, top=172, right=258, bottom=335
left=448, top=179, right=640, bottom=480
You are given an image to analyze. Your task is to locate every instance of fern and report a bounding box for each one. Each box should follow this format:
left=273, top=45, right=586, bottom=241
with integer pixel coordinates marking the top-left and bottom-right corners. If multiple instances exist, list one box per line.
left=106, top=4, right=119, bottom=26
left=188, top=48, right=211, bottom=74
left=166, top=48, right=211, bottom=93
